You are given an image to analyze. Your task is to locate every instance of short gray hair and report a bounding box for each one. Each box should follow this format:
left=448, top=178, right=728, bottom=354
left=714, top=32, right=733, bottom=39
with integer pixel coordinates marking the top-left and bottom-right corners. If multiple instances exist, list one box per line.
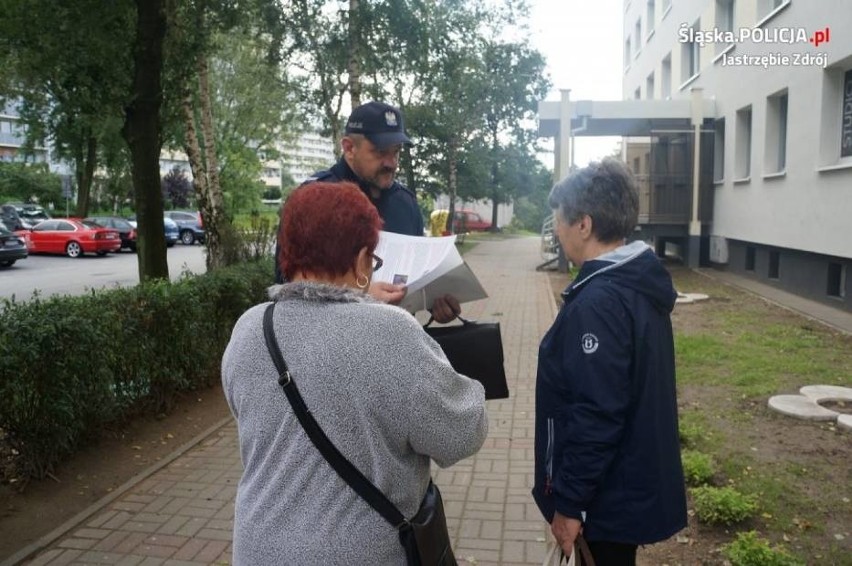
left=548, top=157, right=639, bottom=243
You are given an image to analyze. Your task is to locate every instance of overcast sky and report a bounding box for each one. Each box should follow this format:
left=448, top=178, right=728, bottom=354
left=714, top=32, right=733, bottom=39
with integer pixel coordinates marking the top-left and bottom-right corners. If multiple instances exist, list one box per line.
left=529, top=0, right=624, bottom=169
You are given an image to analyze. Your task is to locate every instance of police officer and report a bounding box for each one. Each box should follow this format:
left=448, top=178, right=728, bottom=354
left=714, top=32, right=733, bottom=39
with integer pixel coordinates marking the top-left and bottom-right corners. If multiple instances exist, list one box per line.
left=276, top=101, right=461, bottom=323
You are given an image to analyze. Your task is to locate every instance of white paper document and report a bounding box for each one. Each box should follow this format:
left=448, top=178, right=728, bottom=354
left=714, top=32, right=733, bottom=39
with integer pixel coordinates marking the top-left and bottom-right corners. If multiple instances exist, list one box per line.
left=373, top=231, right=488, bottom=313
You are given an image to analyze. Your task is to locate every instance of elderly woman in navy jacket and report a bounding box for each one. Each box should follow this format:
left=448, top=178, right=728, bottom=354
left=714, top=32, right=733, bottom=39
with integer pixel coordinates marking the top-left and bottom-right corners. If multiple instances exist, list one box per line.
left=532, top=158, right=687, bottom=565
left=223, top=181, right=487, bottom=565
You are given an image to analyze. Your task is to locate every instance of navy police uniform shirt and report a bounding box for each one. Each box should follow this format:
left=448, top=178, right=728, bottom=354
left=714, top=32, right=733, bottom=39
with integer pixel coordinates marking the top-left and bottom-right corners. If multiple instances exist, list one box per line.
left=274, top=157, right=423, bottom=283
left=316, top=158, right=424, bottom=236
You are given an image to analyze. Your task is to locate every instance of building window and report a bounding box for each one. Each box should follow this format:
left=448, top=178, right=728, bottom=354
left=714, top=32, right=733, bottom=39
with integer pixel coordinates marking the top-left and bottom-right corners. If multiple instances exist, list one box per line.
left=646, top=72, right=655, bottom=99
left=714, top=118, right=726, bottom=182
left=735, top=106, right=752, bottom=179
left=842, top=69, right=852, bottom=159
left=624, top=38, right=632, bottom=69
left=768, top=250, right=780, bottom=279
left=635, top=18, right=642, bottom=52
left=647, top=0, right=656, bottom=36
left=661, top=53, right=672, bottom=99
left=715, top=0, right=735, bottom=55
left=827, top=263, right=846, bottom=298
left=681, top=20, right=700, bottom=83
left=765, top=90, right=788, bottom=174
left=745, top=246, right=756, bottom=271
left=635, top=87, right=641, bottom=100
left=818, top=65, right=852, bottom=167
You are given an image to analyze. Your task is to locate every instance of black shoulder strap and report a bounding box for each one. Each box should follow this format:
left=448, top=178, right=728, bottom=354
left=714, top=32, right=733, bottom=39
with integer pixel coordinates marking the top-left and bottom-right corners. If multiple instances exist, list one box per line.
left=262, top=303, right=408, bottom=529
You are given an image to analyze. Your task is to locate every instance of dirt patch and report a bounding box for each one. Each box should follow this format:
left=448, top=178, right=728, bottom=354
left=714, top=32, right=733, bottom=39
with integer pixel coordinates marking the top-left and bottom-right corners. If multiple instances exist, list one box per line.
left=546, top=265, right=852, bottom=565
left=0, top=384, right=231, bottom=561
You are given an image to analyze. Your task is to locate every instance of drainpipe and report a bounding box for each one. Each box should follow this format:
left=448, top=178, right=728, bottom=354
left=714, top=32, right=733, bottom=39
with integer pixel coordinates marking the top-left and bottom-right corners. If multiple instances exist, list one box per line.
left=688, top=88, right=703, bottom=268
left=558, top=89, right=572, bottom=181
left=571, top=116, right=589, bottom=170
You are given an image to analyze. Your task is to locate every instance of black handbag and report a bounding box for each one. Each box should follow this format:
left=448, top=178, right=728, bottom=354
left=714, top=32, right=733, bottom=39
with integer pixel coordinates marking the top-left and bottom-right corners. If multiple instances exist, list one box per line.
left=423, top=316, right=509, bottom=400
left=262, top=303, right=456, bottom=566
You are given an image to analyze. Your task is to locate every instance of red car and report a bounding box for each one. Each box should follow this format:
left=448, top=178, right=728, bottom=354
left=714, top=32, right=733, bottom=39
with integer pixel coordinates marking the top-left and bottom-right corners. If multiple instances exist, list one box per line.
left=29, top=218, right=121, bottom=258
left=452, top=210, right=493, bottom=233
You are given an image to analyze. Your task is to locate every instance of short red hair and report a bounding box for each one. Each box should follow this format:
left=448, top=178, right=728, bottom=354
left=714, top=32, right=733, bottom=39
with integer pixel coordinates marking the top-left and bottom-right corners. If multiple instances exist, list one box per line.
left=279, top=182, right=382, bottom=281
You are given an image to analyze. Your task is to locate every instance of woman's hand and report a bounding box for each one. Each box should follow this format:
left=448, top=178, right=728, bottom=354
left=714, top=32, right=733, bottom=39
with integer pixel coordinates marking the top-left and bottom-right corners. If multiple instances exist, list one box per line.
left=369, top=281, right=407, bottom=305
left=551, top=512, right=582, bottom=557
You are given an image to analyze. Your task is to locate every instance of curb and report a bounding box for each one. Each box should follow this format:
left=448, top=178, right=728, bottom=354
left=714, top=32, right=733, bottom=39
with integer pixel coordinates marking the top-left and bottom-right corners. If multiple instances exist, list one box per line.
left=1, top=416, right=234, bottom=566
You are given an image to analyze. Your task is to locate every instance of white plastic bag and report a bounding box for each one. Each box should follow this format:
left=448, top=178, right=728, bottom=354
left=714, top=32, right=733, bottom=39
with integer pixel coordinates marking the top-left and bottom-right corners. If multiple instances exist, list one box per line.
left=542, top=541, right=576, bottom=566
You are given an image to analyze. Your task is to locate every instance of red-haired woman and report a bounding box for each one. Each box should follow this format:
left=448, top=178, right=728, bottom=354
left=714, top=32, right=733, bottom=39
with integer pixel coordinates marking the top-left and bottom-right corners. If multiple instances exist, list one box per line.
left=222, top=181, right=488, bottom=565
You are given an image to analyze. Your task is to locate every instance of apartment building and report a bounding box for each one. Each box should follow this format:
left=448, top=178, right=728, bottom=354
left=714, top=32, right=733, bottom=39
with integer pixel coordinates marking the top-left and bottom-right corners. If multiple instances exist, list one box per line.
left=0, top=103, right=49, bottom=164
left=539, top=0, right=852, bottom=310
left=280, top=131, right=336, bottom=186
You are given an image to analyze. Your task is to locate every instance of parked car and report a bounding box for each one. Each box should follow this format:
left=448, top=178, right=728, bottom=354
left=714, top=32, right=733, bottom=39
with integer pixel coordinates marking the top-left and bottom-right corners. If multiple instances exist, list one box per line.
left=164, top=211, right=205, bottom=245
left=0, top=223, right=28, bottom=267
left=452, top=210, right=493, bottom=232
left=430, top=209, right=495, bottom=235
left=126, top=216, right=179, bottom=248
left=1, top=203, right=51, bottom=230
left=85, top=216, right=137, bottom=251
left=28, top=218, right=121, bottom=258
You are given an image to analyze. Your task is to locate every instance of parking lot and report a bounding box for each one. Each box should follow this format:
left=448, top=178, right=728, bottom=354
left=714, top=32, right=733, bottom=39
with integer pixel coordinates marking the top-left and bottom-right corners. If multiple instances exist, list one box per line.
left=0, top=245, right=208, bottom=303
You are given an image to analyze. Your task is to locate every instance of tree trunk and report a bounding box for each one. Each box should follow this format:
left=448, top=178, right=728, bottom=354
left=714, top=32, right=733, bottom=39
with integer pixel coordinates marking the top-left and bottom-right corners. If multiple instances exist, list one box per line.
left=348, top=0, right=362, bottom=108
left=74, top=134, right=97, bottom=217
left=446, top=136, right=458, bottom=235
left=121, top=0, right=169, bottom=282
left=489, top=132, right=500, bottom=231
left=196, top=53, right=229, bottom=270
left=181, top=90, right=209, bottom=224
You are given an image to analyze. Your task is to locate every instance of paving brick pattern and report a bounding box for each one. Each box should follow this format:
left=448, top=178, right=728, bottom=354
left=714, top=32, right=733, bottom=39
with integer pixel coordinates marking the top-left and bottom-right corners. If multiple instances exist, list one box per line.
left=22, top=236, right=558, bottom=565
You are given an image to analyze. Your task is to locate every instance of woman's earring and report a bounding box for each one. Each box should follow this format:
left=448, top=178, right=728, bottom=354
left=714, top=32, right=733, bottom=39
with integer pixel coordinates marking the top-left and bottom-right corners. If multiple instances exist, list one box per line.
left=356, top=273, right=369, bottom=289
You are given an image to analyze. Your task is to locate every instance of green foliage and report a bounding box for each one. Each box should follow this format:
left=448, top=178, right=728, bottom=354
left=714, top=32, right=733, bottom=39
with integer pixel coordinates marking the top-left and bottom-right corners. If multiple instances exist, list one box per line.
left=218, top=212, right=278, bottom=264
left=691, top=486, right=758, bottom=525
left=0, top=260, right=272, bottom=481
left=678, top=412, right=715, bottom=450
left=0, top=162, right=62, bottom=206
left=682, top=450, right=715, bottom=486
left=722, top=531, right=804, bottom=566
left=162, top=167, right=194, bottom=209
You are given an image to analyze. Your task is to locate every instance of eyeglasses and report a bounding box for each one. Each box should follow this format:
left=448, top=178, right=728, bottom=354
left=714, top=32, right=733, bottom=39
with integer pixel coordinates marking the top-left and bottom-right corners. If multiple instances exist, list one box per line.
left=372, top=253, right=383, bottom=271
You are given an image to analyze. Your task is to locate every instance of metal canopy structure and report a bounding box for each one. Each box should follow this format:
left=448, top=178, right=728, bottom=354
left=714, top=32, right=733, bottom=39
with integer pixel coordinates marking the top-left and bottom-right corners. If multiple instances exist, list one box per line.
left=538, top=97, right=717, bottom=139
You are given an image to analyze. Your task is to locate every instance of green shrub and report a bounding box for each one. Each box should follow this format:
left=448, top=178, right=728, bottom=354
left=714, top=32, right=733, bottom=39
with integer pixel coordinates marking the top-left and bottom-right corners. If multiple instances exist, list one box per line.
left=722, top=531, right=803, bottom=566
left=0, top=259, right=273, bottom=480
left=682, top=450, right=715, bottom=486
left=678, top=418, right=705, bottom=449
left=691, top=486, right=757, bottom=525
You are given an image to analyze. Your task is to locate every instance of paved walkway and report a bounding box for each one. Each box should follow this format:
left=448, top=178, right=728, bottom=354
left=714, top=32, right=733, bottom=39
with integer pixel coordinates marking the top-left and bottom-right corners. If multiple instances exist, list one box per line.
left=10, top=239, right=849, bottom=565
left=12, top=236, right=559, bottom=566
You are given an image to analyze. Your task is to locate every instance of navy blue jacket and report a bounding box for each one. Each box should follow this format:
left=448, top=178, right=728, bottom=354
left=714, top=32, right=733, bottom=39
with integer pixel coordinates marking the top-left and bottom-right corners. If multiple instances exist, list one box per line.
left=532, top=241, right=687, bottom=545
left=274, top=158, right=423, bottom=283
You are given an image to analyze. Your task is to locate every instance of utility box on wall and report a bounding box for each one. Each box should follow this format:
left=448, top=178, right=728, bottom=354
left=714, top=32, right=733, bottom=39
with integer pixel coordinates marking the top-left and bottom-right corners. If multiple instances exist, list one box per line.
left=709, top=235, right=729, bottom=264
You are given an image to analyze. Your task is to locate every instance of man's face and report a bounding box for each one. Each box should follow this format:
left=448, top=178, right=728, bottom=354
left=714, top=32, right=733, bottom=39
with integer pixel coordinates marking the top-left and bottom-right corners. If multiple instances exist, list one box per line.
left=343, top=136, right=402, bottom=191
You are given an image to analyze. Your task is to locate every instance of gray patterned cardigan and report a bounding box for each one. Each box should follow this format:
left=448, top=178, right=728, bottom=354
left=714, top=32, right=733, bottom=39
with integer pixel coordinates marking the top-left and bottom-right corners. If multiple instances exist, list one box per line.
left=221, top=282, right=488, bottom=565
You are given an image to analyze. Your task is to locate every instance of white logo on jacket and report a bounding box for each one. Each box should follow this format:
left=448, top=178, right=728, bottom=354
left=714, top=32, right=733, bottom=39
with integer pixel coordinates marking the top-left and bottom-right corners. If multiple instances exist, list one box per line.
left=581, top=333, right=599, bottom=354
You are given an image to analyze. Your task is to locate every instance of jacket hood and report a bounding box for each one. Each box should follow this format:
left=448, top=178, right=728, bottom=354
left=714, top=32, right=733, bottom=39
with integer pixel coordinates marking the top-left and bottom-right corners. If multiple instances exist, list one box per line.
left=564, top=241, right=677, bottom=313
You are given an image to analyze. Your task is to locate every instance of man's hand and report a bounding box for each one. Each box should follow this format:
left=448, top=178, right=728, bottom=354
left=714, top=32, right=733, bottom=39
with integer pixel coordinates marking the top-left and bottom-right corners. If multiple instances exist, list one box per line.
left=430, top=294, right=461, bottom=323
left=369, top=281, right=407, bottom=305
left=551, top=512, right=582, bottom=557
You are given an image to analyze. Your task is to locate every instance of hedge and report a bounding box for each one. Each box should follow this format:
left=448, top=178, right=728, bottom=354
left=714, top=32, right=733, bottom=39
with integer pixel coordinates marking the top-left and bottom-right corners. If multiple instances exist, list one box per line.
left=0, top=259, right=273, bottom=481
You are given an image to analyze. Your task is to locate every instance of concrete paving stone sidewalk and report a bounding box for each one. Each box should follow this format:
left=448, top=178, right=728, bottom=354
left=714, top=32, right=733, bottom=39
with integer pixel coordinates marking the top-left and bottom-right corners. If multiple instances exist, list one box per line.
left=14, top=236, right=559, bottom=566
